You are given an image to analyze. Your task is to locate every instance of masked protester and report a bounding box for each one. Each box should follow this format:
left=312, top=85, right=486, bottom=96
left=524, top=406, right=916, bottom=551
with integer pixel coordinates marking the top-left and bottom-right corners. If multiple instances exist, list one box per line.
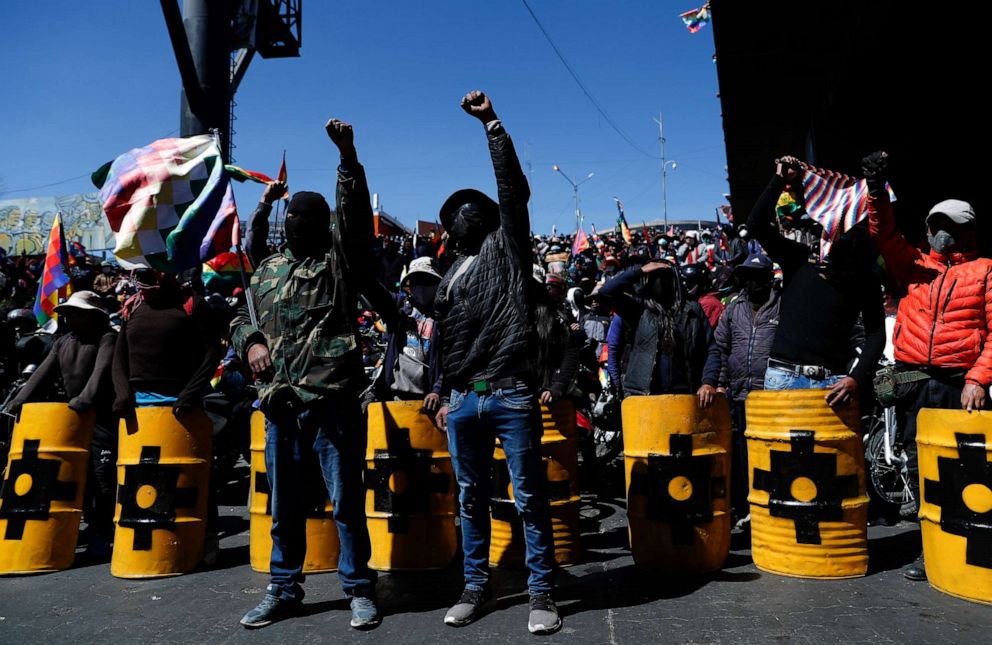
left=9, top=291, right=117, bottom=556
left=714, top=253, right=780, bottom=524
left=598, top=260, right=721, bottom=407
left=863, top=150, right=992, bottom=582
left=232, top=118, right=382, bottom=630
left=112, top=267, right=224, bottom=561
left=432, top=91, right=560, bottom=635
left=682, top=263, right=724, bottom=329
left=378, top=256, right=444, bottom=406
left=747, top=156, right=886, bottom=408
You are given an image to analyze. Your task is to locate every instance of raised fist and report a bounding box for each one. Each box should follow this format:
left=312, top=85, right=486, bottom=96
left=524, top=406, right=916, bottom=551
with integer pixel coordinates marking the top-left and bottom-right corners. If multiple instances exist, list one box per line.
left=262, top=180, right=288, bottom=205
left=460, top=90, right=497, bottom=122
left=325, top=119, right=356, bottom=159
left=775, top=155, right=802, bottom=182
left=861, top=151, right=889, bottom=179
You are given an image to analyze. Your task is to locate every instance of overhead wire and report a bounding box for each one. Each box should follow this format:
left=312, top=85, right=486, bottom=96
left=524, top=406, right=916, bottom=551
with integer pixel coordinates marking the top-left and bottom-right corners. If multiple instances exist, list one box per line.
left=520, top=0, right=657, bottom=160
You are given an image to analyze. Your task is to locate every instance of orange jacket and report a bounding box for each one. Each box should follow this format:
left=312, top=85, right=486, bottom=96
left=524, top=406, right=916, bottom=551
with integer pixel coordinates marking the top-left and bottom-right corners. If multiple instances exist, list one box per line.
left=868, top=193, right=992, bottom=386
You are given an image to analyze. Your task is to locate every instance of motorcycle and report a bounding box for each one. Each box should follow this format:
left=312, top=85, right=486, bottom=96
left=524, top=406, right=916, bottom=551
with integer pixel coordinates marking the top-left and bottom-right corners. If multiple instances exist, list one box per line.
left=862, top=392, right=914, bottom=520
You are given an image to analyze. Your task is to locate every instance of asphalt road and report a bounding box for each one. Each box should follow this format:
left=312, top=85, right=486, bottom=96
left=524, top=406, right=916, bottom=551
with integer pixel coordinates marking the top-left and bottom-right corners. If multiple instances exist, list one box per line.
left=0, top=462, right=987, bottom=644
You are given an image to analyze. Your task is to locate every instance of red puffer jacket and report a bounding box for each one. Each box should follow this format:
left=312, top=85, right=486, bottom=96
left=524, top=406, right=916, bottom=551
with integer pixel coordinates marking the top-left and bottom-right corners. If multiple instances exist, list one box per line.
left=868, top=193, right=992, bottom=386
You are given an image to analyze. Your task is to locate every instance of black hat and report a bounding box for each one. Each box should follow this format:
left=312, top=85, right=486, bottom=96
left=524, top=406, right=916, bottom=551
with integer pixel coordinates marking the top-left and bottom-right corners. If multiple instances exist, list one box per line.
left=287, top=191, right=331, bottom=221
left=439, top=188, right=499, bottom=231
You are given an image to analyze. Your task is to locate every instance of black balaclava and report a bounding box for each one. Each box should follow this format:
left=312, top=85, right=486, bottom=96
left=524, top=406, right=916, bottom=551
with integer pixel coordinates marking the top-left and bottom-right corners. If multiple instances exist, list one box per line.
left=440, top=189, right=500, bottom=256
left=407, top=280, right=439, bottom=316
left=285, top=191, right=332, bottom=259
left=742, top=272, right=772, bottom=306
left=448, top=203, right=496, bottom=254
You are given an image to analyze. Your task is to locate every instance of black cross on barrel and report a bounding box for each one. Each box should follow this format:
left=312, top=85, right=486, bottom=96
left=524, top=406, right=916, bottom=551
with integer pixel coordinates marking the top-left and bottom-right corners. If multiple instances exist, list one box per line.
left=116, top=446, right=198, bottom=551
left=628, top=434, right=725, bottom=545
left=924, top=432, right=992, bottom=569
left=0, top=439, right=78, bottom=540
left=752, top=430, right=858, bottom=545
left=365, top=425, right=449, bottom=533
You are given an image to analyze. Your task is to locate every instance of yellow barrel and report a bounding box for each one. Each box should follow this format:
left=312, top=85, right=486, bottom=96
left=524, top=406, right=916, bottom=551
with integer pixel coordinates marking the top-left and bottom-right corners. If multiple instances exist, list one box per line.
left=248, top=411, right=339, bottom=574
left=745, top=389, right=868, bottom=579
left=0, top=403, right=95, bottom=574
left=111, top=406, right=212, bottom=578
left=622, top=395, right=732, bottom=573
left=365, top=401, right=456, bottom=570
left=917, top=409, right=992, bottom=604
left=491, top=401, right=580, bottom=567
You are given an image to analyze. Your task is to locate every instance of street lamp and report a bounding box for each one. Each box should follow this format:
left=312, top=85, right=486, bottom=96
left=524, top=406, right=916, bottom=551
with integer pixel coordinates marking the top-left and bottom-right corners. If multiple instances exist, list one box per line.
left=663, top=160, right=677, bottom=229
left=654, top=112, right=678, bottom=229
left=553, top=165, right=594, bottom=227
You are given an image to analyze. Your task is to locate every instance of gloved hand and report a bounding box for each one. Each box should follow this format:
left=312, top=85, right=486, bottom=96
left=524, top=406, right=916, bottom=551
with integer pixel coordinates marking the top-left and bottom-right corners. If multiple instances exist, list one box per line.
left=861, top=151, right=889, bottom=195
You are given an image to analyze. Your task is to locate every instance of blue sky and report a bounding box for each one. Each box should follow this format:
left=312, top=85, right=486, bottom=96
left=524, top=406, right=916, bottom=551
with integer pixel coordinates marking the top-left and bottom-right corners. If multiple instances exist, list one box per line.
left=0, top=1, right=726, bottom=234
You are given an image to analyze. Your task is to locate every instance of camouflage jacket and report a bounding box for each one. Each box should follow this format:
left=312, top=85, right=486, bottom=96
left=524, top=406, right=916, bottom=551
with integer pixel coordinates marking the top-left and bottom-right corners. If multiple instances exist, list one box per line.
left=230, top=161, right=377, bottom=411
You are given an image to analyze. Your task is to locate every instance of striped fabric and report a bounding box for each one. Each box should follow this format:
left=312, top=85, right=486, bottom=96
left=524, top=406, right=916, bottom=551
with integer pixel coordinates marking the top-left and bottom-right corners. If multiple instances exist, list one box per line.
left=801, top=164, right=895, bottom=259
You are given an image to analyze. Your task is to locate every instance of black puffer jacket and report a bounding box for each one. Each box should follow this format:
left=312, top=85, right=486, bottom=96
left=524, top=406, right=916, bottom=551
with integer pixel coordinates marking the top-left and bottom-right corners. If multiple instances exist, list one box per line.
left=714, top=290, right=780, bottom=401
left=435, top=123, right=533, bottom=388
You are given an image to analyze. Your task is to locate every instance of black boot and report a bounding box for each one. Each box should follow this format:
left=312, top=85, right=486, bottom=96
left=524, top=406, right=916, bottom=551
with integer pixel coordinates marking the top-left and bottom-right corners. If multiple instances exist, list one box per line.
left=904, top=554, right=927, bottom=582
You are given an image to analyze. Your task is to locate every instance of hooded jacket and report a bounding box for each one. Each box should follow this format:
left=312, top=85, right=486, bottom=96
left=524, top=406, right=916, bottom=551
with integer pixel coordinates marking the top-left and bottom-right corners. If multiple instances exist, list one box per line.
left=868, top=192, right=992, bottom=385
left=435, top=122, right=534, bottom=388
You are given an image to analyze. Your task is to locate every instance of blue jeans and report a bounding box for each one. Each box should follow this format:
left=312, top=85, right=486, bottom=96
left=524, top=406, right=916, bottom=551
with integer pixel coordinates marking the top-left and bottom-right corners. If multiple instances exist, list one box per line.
left=763, top=365, right=842, bottom=390
left=446, top=384, right=555, bottom=594
left=264, top=395, right=376, bottom=602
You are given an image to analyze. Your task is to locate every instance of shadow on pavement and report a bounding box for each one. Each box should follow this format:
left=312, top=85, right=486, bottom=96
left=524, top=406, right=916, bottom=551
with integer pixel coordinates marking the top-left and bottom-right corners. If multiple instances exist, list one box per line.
left=868, top=524, right=920, bottom=574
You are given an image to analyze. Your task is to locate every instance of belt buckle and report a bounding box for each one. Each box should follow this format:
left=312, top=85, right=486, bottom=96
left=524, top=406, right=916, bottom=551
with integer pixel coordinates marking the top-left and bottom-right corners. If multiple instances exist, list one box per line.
left=802, top=365, right=820, bottom=379
left=472, top=380, right=489, bottom=394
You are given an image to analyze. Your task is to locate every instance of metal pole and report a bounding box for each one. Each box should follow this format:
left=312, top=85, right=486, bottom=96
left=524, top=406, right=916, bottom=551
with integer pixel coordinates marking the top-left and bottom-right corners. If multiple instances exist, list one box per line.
left=178, top=0, right=232, bottom=161
left=654, top=111, right=668, bottom=230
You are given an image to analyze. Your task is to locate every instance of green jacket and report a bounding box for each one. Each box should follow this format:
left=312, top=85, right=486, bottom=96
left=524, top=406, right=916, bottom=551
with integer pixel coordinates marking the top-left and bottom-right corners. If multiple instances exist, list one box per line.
left=230, top=161, right=377, bottom=411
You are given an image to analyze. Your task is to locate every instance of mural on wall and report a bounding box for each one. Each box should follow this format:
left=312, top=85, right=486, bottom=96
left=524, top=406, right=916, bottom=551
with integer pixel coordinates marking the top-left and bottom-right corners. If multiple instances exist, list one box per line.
left=0, top=193, right=112, bottom=255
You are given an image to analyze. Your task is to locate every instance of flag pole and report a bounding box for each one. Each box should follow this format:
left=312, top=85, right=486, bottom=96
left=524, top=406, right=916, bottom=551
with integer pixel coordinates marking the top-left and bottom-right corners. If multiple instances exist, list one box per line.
left=236, top=242, right=259, bottom=328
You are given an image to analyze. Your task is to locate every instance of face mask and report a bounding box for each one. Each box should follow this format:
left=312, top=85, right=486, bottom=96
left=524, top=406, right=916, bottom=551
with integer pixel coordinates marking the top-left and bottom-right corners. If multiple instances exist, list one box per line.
left=745, top=279, right=770, bottom=304
left=449, top=203, right=494, bottom=254
left=408, top=284, right=437, bottom=315
left=928, top=230, right=956, bottom=255
left=285, top=215, right=329, bottom=259
left=647, top=274, right=674, bottom=305
left=738, top=229, right=749, bottom=239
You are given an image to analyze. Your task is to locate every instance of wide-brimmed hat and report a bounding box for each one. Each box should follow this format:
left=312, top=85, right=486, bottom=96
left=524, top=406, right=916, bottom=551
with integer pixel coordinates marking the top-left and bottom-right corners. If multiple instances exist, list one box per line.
left=54, top=290, right=109, bottom=317
left=401, top=257, right=443, bottom=287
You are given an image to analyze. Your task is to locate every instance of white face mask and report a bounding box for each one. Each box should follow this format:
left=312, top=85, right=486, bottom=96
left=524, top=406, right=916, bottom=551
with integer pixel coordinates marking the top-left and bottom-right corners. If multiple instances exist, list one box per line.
left=739, top=229, right=749, bottom=239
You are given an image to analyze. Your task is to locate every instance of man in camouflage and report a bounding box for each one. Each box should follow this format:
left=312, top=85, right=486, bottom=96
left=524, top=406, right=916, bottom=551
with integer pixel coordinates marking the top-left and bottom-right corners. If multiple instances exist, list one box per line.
left=232, top=118, right=381, bottom=630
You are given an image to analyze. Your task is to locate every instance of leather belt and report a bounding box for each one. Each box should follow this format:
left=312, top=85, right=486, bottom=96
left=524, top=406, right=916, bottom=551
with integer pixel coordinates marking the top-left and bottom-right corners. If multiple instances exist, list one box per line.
left=462, top=376, right=526, bottom=395
left=768, top=358, right=835, bottom=381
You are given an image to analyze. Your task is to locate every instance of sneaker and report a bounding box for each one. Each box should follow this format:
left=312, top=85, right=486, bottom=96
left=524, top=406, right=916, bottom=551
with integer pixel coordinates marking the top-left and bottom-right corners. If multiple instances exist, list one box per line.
left=444, top=587, right=489, bottom=627
left=528, top=593, right=562, bottom=635
left=201, top=532, right=220, bottom=567
left=350, top=596, right=381, bottom=630
left=904, top=555, right=927, bottom=582
left=733, top=513, right=751, bottom=533
left=240, top=592, right=302, bottom=629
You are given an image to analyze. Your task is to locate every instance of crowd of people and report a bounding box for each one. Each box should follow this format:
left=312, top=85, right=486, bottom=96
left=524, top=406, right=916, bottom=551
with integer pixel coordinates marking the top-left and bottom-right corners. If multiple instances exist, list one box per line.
left=2, top=92, right=990, bottom=636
